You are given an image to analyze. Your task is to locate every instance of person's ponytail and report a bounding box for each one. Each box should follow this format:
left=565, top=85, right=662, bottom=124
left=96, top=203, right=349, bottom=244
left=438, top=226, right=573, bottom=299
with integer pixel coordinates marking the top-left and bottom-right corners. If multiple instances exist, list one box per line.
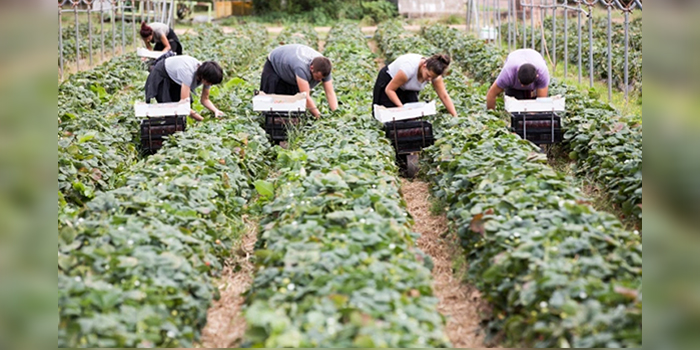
left=140, top=22, right=153, bottom=39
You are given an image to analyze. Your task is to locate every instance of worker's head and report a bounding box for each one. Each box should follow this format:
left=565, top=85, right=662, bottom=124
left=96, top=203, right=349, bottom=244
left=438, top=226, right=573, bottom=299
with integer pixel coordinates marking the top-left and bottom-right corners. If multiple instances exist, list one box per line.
left=196, top=61, right=224, bottom=85
left=423, top=54, right=451, bottom=81
left=517, top=63, right=538, bottom=86
left=310, top=57, right=332, bottom=82
left=140, top=22, right=154, bottom=41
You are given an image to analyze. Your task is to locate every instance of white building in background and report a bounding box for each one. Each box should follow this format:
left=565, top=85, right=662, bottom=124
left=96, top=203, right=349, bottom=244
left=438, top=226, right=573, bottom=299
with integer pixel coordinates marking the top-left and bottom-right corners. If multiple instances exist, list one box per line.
left=394, top=0, right=467, bottom=17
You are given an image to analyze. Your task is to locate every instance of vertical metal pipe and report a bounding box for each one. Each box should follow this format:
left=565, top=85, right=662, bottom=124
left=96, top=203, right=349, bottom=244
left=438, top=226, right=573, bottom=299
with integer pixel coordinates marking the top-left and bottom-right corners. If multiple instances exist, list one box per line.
left=588, top=5, right=593, bottom=87
left=577, top=2, right=582, bottom=83
left=497, top=0, right=502, bottom=47
left=531, top=2, right=535, bottom=49
left=59, top=7, right=64, bottom=80
left=100, top=6, right=105, bottom=62
left=523, top=1, right=527, bottom=48
left=552, top=0, right=557, bottom=72
left=607, top=3, right=612, bottom=102
left=132, top=3, right=137, bottom=50
left=74, top=2, right=80, bottom=71
left=121, top=0, right=125, bottom=50
left=540, top=1, right=545, bottom=56
left=624, top=9, right=630, bottom=102
left=564, top=6, right=568, bottom=77
left=507, top=0, right=512, bottom=50
left=112, top=0, right=116, bottom=56
left=88, top=3, right=93, bottom=66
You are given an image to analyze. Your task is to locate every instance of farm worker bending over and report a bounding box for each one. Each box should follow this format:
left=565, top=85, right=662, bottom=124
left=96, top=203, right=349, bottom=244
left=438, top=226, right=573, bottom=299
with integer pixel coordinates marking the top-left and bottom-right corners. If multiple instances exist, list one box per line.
left=144, top=55, right=225, bottom=121
left=486, top=48, right=550, bottom=110
left=372, top=53, right=457, bottom=117
left=140, top=21, right=183, bottom=56
left=260, top=44, right=338, bottom=118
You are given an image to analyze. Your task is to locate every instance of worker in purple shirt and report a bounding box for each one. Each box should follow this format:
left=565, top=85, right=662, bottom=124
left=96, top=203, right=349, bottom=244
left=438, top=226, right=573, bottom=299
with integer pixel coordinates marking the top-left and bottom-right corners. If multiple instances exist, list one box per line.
left=486, top=49, right=550, bottom=110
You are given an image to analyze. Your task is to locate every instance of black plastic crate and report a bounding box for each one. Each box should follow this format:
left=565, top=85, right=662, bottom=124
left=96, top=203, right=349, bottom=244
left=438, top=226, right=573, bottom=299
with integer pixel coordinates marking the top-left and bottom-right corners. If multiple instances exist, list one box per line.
left=384, top=119, right=435, bottom=154
left=263, top=111, right=305, bottom=142
left=510, top=112, right=563, bottom=145
left=140, top=115, right=187, bottom=154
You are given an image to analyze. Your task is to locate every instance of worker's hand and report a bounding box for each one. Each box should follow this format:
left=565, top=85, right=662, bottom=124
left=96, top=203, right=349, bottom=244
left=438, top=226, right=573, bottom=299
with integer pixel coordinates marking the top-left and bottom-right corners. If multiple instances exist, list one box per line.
left=189, top=111, right=204, bottom=121
left=214, top=110, right=226, bottom=119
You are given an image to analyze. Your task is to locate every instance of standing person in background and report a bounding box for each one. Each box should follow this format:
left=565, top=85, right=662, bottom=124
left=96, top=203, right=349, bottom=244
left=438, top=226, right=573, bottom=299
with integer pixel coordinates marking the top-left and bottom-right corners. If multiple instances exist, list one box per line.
left=260, top=44, right=338, bottom=118
left=144, top=55, right=224, bottom=121
left=486, top=48, right=550, bottom=110
left=140, top=21, right=183, bottom=56
left=372, top=53, right=457, bottom=117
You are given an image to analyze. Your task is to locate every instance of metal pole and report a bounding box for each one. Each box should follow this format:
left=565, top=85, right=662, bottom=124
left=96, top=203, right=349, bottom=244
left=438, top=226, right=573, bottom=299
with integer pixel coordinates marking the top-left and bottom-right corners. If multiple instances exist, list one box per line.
left=577, top=1, right=582, bottom=83
left=624, top=8, right=630, bottom=102
left=564, top=6, right=568, bottom=77
left=101, top=4, right=105, bottom=62
left=531, top=2, right=535, bottom=49
left=552, top=0, right=557, bottom=72
left=59, top=7, right=64, bottom=80
left=88, top=2, right=93, bottom=66
left=132, top=4, right=137, bottom=50
left=588, top=5, right=593, bottom=87
left=112, top=0, right=116, bottom=56
left=523, top=1, right=527, bottom=48
left=497, top=0, right=502, bottom=47
left=74, top=1, right=80, bottom=71
left=606, top=2, right=612, bottom=102
left=121, top=0, right=126, bottom=50
left=540, top=2, right=545, bottom=56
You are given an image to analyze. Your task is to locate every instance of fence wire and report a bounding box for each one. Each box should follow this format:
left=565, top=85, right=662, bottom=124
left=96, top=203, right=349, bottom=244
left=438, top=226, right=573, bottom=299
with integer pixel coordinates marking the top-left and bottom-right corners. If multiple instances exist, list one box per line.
left=466, top=0, right=642, bottom=102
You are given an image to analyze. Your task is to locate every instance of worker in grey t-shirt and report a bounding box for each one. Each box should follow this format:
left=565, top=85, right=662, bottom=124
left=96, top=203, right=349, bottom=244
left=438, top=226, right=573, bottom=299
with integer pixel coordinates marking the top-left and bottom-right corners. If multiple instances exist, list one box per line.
left=260, top=44, right=338, bottom=118
left=486, top=49, right=550, bottom=110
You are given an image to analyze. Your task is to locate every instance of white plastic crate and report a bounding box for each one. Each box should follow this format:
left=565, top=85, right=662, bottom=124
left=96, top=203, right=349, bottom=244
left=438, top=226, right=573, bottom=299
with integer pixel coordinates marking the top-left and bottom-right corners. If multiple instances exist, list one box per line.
left=505, top=95, right=566, bottom=113
left=252, top=92, right=307, bottom=112
left=134, top=98, right=191, bottom=117
left=137, top=47, right=165, bottom=59
left=373, top=101, right=437, bottom=123
left=480, top=26, right=498, bottom=40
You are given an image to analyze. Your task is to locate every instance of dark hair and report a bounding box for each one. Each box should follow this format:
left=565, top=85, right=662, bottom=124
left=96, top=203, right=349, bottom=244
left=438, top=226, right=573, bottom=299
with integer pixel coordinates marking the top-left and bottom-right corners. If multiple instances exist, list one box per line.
left=425, top=54, right=451, bottom=76
left=311, top=57, right=332, bottom=77
left=517, top=63, right=538, bottom=85
left=140, top=22, right=153, bottom=39
left=196, top=61, right=224, bottom=85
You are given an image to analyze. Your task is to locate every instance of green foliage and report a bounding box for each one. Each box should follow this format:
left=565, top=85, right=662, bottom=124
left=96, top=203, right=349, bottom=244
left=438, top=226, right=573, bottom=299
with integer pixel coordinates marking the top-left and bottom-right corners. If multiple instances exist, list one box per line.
left=376, top=21, right=642, bottom=348
left=242, top=23, right=449, bottom=347
left=58, top=24, right=274, bottom=347
left=420, top=23, right=642, bottom=223
left=250, top=0, right=398, bottom=25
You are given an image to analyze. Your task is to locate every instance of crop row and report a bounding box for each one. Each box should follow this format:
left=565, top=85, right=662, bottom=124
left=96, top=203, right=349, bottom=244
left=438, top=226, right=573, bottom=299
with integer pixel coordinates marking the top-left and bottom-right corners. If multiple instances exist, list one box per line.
left=421, top=23, right=642, bottom=223
left=242, top=22, right=448, bottom=347
left=501, top=16, right=642, bottom=95
left=58, top=27, right=274, bottom=347
left=58, top=24, right=270, bottom=213
left=375, top=21, right=642, bottom=348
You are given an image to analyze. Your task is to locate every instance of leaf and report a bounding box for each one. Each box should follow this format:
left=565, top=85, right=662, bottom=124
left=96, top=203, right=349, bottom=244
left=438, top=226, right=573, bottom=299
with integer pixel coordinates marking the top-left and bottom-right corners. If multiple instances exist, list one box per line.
left=254, top=180, right=274, bottom=199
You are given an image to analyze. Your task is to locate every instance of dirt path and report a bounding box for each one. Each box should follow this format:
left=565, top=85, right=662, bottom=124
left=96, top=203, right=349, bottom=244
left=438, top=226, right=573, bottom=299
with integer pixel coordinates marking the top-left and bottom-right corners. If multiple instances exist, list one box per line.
left=366, top=39, right=385, bottom=68
left=199, top=215, right=258, bottom=348
left=400, top=178, right=491, bottom=348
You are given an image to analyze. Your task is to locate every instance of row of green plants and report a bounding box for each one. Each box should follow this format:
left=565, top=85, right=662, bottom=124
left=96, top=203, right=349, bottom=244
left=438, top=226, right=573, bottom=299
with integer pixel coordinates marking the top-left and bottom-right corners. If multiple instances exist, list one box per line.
left=420, top=23, right=642, bottom=223
left=242, top=22, right=449, bottom=347
left=249, top=0, right=397, bottom=25
left=58, top=23, right=270, bottom=211
left=274, top=22, right=320, bottom=50
left=375, top=21, right=642, bottom=348
left=58, top=26, right=274, bottom=347
left=501, top=16, right=642, bottom=95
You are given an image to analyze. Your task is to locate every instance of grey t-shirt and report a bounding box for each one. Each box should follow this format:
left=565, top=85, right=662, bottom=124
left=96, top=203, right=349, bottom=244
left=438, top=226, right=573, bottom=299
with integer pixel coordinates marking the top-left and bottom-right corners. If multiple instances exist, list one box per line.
left=164, top=55, right=209, bottom=93
left=268, top=44, right=332, bottom=89
left=149, top=22, right=170, bottom=41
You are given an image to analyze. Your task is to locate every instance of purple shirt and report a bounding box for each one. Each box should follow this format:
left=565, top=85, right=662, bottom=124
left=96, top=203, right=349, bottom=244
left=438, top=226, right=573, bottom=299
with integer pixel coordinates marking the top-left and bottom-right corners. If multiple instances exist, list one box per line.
left=495, top=49, right=550, bottom=91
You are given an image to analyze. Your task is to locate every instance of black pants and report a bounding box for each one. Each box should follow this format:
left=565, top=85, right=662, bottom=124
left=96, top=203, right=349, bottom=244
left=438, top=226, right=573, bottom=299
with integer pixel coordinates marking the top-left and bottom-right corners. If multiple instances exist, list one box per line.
left=505, top=88, right=536, bottom=100
left=144, top=59, right=183, bottom=104
left=153, top=29, right=183, bottom=56
left=260, top=59, right=299, bottom=95
left=372, top=65, right=419, bottom=111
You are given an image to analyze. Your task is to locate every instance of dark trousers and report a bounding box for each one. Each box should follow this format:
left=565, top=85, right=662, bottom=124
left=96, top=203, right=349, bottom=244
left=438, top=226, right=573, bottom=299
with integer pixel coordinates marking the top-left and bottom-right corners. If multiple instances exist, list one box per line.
left=153, top=29, right=183, bottom=56
left=260, top=59, right=300, bottom=95
left=372, top=65, right=419, bottom=111
left=505, top=88, right=536, bottom=100
left=144, top=59, right=183, bottom=104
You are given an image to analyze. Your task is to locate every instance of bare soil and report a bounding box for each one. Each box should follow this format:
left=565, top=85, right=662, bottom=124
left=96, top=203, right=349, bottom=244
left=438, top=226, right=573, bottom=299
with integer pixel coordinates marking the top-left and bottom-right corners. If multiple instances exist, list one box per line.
left=199, top=215, right=258, bottom=348
left=400, top=178, right=492, bottom=348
